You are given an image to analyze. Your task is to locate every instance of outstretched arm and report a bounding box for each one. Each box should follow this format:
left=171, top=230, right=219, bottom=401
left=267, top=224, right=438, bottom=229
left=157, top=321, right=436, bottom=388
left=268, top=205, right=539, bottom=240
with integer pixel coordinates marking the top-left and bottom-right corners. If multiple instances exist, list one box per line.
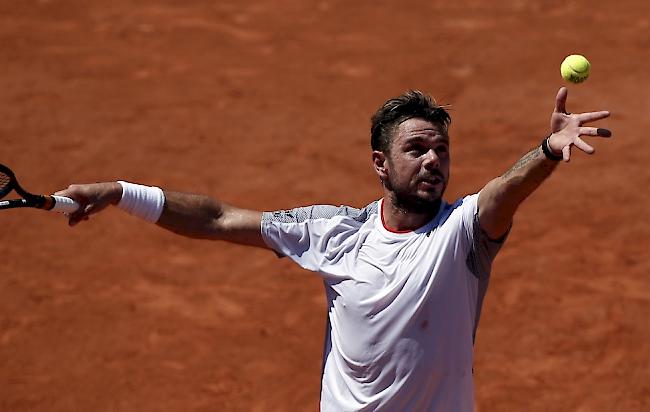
left=54, top=183, right=267, bottom=249
left=158, top=191, right=264, bottom=247
left=478, top=87, right=612, bottom=239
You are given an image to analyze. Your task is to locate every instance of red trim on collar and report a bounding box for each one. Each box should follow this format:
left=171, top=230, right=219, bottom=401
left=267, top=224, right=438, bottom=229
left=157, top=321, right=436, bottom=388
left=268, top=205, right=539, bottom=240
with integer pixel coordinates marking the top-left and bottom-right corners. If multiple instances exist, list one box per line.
left=380, top=200, right=414, bottom=233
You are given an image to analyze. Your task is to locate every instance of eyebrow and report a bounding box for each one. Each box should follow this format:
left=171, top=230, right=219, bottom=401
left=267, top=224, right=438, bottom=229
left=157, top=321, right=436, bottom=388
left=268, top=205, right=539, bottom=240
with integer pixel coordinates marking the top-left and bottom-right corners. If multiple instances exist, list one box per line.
left=403, top=134, right=449, bottom=145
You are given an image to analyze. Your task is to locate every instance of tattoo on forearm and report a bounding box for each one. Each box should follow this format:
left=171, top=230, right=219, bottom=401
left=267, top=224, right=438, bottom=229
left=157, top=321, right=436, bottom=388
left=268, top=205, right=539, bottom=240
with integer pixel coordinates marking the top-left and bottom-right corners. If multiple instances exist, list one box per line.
left=502, top=146, right=558, bottom=185
left=503, top=148, right=540, bottom=179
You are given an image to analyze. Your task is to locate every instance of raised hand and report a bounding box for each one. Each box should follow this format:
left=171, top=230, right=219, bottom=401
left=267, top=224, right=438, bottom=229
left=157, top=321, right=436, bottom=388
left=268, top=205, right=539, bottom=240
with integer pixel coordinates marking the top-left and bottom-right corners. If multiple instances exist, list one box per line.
left=548, top=87, right=612, bottom=162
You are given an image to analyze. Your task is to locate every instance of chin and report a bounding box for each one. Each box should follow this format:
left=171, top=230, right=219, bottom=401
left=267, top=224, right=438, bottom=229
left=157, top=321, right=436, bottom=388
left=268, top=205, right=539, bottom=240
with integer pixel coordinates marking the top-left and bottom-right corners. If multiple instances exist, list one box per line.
left=417, top=188, right=444, bottom=203
left=393, top=192, right=442, bottom=214
left=418, top=195, right=442, bottom=208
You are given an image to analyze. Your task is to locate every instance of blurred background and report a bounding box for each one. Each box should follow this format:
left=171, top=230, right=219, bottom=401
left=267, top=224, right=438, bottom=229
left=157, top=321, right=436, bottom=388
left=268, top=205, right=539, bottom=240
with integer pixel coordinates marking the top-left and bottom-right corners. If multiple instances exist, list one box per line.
left=1, top=0, right=648, bottom=410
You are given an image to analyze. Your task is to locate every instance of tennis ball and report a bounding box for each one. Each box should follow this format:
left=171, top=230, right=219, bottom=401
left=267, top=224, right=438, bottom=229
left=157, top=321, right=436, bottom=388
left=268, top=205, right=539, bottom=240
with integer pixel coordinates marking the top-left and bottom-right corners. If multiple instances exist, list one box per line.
left=560, top=54, right=590, bottom=83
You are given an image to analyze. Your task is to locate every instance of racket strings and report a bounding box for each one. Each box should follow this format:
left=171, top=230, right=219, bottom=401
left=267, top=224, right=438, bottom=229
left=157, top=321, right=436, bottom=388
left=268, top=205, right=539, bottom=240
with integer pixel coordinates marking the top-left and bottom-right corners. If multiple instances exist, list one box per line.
left=0, top=171, right=12, bottom=198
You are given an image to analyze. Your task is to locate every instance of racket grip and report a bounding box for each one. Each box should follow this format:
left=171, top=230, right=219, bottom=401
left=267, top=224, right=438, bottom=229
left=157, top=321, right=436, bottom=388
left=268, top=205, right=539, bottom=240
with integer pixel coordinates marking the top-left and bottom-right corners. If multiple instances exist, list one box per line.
left=50, top=195, right=80, bottom=213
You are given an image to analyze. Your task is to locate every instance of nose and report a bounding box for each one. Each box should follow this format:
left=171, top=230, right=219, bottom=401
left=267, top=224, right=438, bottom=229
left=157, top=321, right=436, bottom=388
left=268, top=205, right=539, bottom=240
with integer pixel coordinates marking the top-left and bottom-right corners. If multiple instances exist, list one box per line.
left=422, top=149, right=440, bottom=170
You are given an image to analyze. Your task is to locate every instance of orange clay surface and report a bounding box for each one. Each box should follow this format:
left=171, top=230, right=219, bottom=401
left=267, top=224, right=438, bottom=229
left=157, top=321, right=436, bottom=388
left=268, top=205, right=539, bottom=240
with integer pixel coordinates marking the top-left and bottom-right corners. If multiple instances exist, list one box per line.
left=1, top=1, right=649, bottom=411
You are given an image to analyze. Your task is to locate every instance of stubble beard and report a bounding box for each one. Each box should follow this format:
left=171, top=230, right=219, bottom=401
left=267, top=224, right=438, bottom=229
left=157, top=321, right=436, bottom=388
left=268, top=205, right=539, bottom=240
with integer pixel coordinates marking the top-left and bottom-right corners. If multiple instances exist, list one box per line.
left=384, top=170, right=445, bottom=215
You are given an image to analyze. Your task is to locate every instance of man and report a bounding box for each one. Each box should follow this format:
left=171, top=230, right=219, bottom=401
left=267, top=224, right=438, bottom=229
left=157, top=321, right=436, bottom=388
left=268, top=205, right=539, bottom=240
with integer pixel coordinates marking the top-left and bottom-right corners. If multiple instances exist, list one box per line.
left=56, top=87, right=611, bottom=411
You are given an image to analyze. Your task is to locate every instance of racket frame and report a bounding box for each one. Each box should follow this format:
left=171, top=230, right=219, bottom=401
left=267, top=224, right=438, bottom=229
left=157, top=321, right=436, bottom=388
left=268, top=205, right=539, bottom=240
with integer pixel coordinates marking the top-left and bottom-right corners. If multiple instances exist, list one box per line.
left=0, top=163, right=78, bottom=212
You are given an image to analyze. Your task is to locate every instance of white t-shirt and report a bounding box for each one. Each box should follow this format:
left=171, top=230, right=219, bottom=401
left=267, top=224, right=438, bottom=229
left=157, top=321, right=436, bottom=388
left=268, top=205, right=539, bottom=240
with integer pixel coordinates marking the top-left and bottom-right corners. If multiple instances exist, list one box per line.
left=261, top=193, right=506, bottom=412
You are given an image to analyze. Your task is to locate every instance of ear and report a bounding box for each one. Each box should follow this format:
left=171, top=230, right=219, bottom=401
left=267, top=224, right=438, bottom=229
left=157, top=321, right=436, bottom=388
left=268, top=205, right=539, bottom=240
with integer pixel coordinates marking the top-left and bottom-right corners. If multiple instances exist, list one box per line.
left=372, top=150, right=388, bottom=181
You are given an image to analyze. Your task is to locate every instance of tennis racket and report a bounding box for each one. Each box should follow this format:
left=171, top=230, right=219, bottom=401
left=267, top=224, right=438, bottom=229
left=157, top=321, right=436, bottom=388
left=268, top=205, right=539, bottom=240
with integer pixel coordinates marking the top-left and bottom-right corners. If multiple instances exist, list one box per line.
left=0, top=163, right=79, bottom=213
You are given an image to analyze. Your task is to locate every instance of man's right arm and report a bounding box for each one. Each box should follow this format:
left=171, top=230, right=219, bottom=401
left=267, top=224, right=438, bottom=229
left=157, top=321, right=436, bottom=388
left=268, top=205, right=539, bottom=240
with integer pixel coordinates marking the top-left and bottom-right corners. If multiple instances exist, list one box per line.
left=157, top=191, right=266, bottom=248
left=55, top=183, right=268, bottom=249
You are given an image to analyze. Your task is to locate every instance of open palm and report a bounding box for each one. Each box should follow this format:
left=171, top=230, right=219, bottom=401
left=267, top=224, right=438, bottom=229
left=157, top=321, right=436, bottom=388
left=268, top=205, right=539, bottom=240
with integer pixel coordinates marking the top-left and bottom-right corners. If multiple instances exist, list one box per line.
left=548, top=87, right=611, bottom=162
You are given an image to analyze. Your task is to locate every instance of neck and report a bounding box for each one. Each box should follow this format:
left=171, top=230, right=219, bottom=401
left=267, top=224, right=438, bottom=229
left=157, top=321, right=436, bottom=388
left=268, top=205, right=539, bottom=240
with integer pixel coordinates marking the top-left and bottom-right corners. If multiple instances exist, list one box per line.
left=381, top=193, right=441, bottom=232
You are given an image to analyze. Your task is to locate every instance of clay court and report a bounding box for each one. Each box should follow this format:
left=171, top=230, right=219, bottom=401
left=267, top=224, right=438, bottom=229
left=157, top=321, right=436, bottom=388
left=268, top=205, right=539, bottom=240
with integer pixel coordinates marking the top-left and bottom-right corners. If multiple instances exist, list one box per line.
left=1, top=0, right=648, bottom=410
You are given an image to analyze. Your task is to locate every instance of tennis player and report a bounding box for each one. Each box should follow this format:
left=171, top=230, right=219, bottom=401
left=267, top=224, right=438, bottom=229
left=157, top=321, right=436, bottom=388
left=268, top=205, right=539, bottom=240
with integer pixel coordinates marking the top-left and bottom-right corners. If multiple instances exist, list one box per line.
left=56, top=87, right=611, bottom=411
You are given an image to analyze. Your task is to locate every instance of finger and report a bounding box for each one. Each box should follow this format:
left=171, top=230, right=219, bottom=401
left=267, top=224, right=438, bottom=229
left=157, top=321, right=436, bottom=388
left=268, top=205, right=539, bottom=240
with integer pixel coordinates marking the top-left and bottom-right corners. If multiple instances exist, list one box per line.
left=597, top=127, right=612, bottom=137
left=576, top=111, right=610, bottom=123
left=82, top=202, right=109, bottom=217
left=69, top=213, right=84, bottom=226
left=67, top=203, right=91, bottom=226
left=554, top=87, right=568, bottom=114
left=562, top=145, right=571, bottom=162
left=82, top=203, right=96, bottom=215
left=579, top=127, right=612, bottom=137
left=573, top=137, right=595, bottom=154
left=69, top=213, right=90, bottom=226
left=54, top=186, right=88, bottom=204
left=69, top=216, right=81, bottom=226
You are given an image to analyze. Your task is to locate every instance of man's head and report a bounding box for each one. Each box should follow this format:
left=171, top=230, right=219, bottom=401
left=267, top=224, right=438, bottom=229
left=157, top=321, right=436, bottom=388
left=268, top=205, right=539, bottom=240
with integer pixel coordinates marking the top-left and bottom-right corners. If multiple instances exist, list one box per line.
left=370, top=91, right=451, bottom=214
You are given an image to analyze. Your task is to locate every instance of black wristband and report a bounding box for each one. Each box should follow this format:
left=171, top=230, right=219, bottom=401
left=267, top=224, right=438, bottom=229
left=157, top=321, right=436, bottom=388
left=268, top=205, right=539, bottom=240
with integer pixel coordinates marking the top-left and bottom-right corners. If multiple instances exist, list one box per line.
left=541, top=136, right=563, bottom=161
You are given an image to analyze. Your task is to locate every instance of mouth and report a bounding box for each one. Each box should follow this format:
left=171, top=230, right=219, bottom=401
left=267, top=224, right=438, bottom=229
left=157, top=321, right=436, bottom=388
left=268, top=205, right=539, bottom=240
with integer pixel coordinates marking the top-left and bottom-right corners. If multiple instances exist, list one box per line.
left=416, top=171, right=446, bottom=192
left=418, top=179, right=442, bottom=191
left=418, top=175, right=444, bottom=187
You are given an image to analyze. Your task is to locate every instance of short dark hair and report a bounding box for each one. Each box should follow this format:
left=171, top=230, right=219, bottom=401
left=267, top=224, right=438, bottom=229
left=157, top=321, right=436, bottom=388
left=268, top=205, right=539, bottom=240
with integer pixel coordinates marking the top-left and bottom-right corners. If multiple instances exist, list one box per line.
left=370, top=90, right=451, bottom=152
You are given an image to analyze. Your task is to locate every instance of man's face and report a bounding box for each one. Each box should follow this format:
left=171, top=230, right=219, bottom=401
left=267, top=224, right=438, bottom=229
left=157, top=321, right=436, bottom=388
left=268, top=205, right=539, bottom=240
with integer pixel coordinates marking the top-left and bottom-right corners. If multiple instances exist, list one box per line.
left=377, top=118, right=450, bottom=213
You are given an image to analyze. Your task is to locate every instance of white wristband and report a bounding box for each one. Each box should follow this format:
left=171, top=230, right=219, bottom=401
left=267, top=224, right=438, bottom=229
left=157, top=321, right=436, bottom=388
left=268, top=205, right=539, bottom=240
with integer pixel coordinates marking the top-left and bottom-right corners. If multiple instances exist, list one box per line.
left=117, top=181, right=165, bottom=223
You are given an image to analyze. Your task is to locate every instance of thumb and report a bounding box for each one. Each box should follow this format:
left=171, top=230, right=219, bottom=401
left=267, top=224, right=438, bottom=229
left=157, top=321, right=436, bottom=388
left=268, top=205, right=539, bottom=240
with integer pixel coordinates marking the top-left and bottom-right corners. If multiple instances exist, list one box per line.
left=54, top=185, right=89, bottom=205
left=554, top=87, right=568, bottom=114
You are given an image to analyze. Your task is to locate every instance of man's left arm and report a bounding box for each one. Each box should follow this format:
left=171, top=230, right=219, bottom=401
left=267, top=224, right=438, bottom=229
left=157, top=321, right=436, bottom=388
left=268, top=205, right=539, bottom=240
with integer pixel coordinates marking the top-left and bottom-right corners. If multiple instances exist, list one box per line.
left=478, top=87, right=612, bottom=239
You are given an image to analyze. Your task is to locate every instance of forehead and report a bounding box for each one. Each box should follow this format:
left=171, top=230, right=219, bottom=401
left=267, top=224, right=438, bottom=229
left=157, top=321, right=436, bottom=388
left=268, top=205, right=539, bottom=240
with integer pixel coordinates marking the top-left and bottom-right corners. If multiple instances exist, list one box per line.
left=394, top=118, right=448, bottom=145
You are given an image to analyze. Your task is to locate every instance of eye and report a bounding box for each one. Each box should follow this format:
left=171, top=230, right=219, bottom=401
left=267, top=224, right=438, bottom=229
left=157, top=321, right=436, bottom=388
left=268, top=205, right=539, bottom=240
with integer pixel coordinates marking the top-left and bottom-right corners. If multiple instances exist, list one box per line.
left=406, top=145, right=425, bottom=156
left=435, top=145, right=449, bottom=156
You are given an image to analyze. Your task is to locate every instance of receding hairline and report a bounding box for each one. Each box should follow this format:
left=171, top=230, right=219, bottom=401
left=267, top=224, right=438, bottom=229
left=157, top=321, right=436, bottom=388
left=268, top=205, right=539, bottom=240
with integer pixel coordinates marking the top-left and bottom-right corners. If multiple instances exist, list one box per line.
left=395, top=116, right=449, bottom=130
left=370, top=90, right=451, bottom=153
left=386, top=116, right=450, bottom=148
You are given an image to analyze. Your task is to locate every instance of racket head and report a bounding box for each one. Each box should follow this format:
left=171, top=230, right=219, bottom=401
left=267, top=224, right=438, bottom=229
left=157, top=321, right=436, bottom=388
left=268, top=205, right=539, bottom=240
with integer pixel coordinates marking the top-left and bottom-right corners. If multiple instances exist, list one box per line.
left=0, top=163, right=17, bottom=199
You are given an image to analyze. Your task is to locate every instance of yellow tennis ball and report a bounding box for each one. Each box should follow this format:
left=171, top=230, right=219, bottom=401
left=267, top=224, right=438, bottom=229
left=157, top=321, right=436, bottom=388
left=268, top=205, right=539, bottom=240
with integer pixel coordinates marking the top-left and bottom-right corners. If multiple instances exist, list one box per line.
left=560, top=54, right=590, bottom=83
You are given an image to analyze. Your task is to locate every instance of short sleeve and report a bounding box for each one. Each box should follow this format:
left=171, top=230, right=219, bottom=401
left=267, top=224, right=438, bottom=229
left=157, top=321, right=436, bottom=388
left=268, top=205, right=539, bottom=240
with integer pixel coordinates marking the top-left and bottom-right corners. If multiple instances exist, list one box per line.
left=464, top=192, right=509, bottom=280
left=260, top=203, right=377, bottom=273
left=458, top=193, right=480, bottom=238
